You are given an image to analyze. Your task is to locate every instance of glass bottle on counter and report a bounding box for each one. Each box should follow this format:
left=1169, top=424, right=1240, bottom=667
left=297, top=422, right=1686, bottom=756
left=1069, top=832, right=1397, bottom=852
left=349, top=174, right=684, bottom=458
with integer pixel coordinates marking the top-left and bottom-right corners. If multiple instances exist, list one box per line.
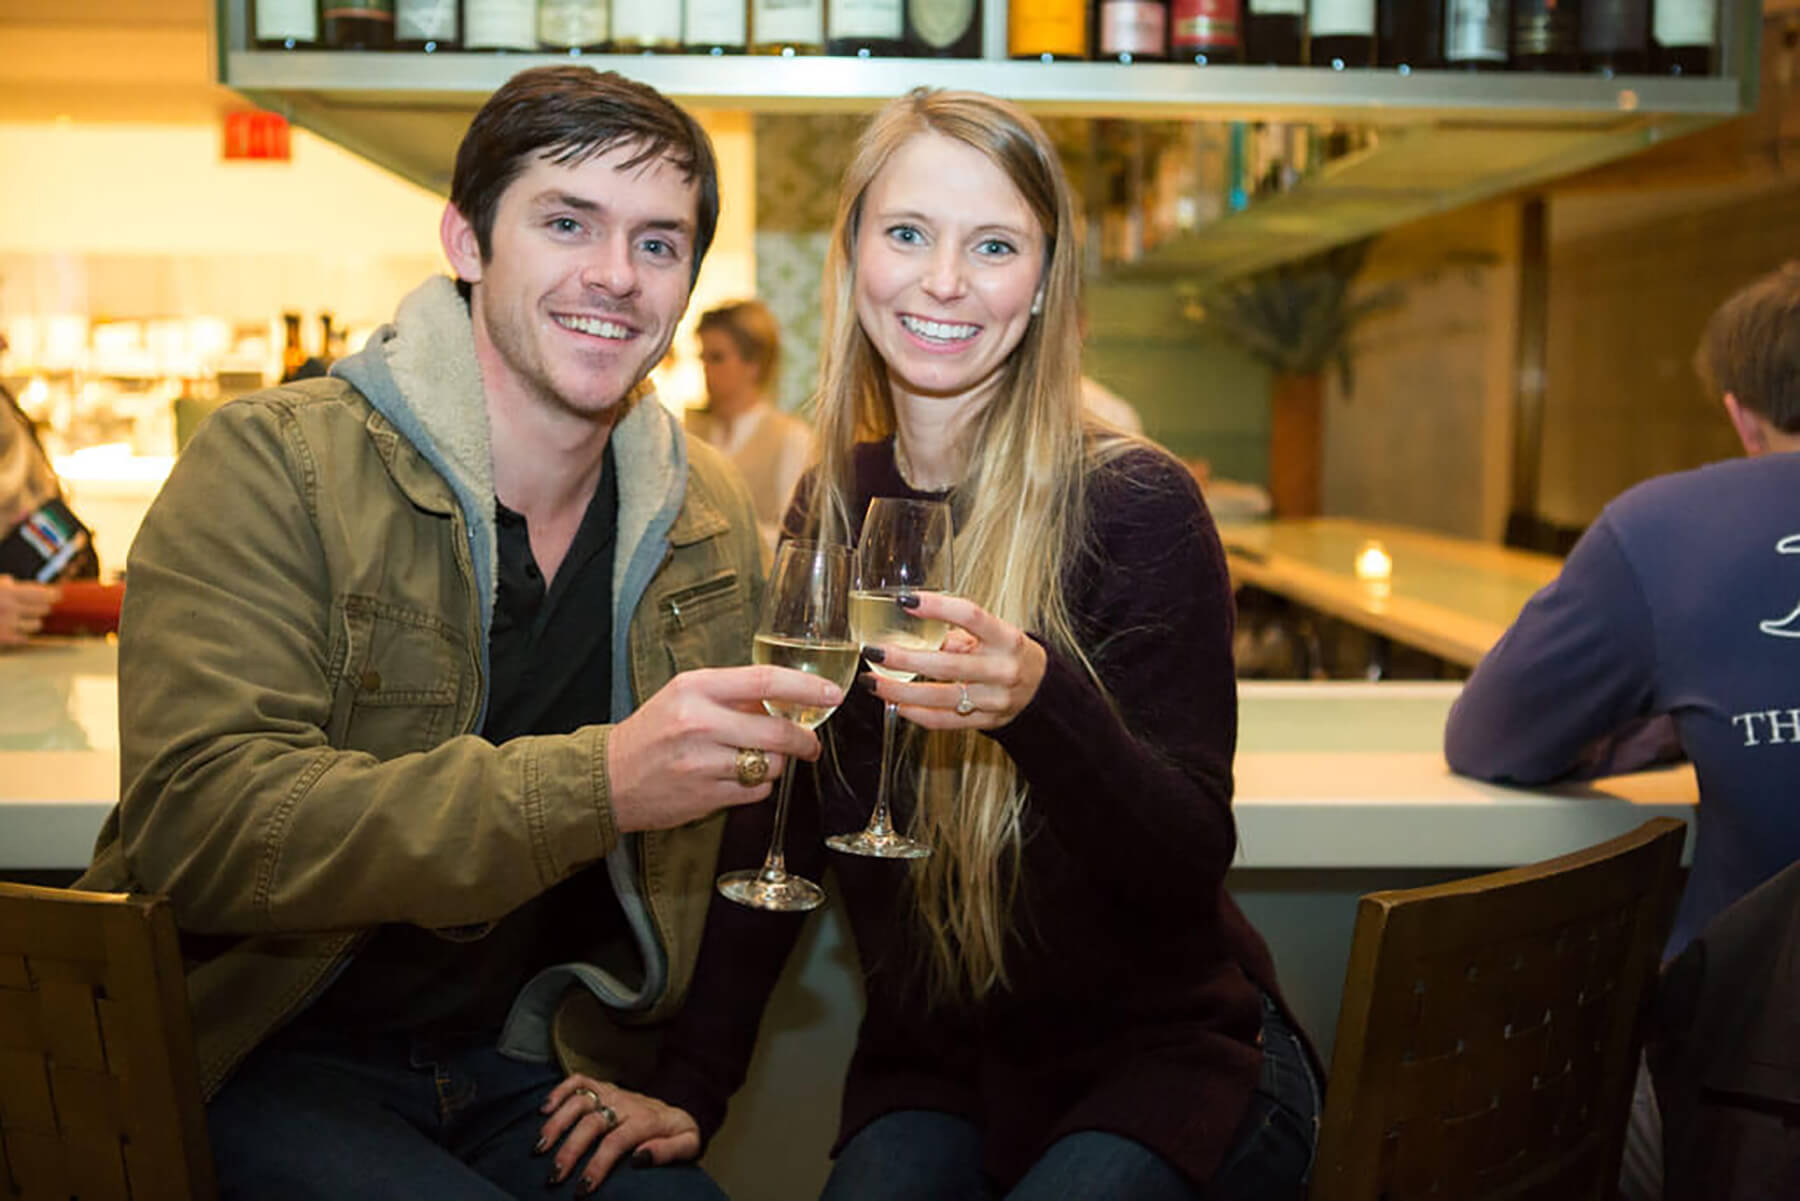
left=905, top=0, right=983, bottom=56
left=1172, top=0, right=1242, bottom=62
left=1097, top=0, right=1171, bottom=61
left=1377, top=0, right=1443, bottom=68
left=614, top=0, right=684, bottom=51
left=280, top=313, right=307, bottom=383
left=396, top=0, right=461, bottom=50
left=1445, top=0, right=1508, bottom=67
left=828, top=0, right=907, bottom=55
left=466, top=0, right=540, bottom=49
left=1308, top=0, right=1375, bottom=66
left=752, top=0, right=826, bottom=53
left=1242, top=0, right=1304, bottom=63
left=1651, top=0, right=1714, bottom=74
left=1581, top=0, right=1649, bottom=73
left=1009, top=0, right=1090, bottom=59
left=254, top=0, right=319, bottom=49
left=1511, top=0, right=1579, bottom=70
left=540, top=0, right=611, bottom=51
left=685, top=0, right=750, bottom=51
left=322, top=0, right=396, bottom=49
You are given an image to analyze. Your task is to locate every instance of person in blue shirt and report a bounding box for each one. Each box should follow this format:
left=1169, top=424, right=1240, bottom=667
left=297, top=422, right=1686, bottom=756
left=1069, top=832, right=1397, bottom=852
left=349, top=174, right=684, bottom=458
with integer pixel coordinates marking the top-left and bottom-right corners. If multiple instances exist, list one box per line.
left=1444, top=260, right=1800, bottom=1201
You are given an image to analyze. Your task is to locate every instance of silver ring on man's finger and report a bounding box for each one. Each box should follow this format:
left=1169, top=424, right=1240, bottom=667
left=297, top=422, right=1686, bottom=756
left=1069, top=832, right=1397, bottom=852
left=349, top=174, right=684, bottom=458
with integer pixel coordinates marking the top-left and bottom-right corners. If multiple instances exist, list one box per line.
left=956, top=682, right=977, bottom=717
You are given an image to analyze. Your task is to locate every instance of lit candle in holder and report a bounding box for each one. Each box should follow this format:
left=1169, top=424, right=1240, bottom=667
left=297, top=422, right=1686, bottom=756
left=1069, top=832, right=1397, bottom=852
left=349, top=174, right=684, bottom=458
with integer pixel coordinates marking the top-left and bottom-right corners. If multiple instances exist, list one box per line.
left=1354, top=539, right=1393, bottom=584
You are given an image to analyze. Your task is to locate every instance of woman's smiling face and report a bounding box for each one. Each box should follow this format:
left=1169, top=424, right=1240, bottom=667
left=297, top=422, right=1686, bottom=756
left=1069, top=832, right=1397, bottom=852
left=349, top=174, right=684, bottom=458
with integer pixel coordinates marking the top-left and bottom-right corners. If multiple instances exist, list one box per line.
left=852, top=131, right=1046, bottom=414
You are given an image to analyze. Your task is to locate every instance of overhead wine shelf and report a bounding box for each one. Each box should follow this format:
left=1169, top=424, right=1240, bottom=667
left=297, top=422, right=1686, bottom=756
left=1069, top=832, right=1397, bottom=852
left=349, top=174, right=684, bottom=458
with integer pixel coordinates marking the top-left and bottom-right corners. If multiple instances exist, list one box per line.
left=216, top=1, right=1763, bottom=281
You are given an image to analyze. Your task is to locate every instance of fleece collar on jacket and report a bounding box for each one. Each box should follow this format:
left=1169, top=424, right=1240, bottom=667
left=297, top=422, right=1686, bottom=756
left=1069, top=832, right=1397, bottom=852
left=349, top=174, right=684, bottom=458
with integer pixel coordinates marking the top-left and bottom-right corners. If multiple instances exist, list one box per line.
left=331, top=274, right=691, bottom=728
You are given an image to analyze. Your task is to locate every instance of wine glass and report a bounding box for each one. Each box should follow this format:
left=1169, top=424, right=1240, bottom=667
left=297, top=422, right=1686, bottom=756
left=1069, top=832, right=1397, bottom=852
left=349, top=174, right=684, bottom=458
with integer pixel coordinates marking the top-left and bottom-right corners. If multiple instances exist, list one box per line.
left=827, top=497, right=954, bottom=859
left=718, top=540, right=859, bottom=912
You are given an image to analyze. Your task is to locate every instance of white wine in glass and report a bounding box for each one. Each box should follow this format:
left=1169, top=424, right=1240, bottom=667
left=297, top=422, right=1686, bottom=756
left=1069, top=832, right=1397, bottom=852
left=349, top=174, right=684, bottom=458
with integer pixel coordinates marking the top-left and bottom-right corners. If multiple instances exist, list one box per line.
left=829, top=497, right=954, bottom=859
left=718, top=540, right=859, bottom=912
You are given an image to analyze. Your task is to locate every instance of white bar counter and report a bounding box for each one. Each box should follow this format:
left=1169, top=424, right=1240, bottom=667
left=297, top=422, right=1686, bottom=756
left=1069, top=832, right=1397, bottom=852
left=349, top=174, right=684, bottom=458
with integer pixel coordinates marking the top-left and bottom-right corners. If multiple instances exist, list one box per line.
left=1, top=641, right=1695, bottom=874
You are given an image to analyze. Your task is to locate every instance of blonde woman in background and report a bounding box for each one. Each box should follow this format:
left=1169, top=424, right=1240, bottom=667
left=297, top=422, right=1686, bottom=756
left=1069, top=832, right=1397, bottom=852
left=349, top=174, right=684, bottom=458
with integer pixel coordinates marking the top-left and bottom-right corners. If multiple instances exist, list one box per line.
left=685, top=299, right=813, bottom=551
left=538, top=88, right=1322, bottom=1201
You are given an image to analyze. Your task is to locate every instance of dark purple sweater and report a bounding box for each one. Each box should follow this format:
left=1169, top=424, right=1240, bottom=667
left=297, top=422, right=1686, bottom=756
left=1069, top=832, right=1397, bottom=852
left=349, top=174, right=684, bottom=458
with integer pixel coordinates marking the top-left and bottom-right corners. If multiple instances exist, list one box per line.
left=647, top=440, right=1287, bottom=1191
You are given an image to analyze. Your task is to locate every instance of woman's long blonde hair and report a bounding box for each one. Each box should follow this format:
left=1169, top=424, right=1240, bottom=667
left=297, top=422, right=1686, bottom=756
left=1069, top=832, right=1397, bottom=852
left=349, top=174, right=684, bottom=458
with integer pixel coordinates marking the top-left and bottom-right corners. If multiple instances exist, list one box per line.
left=804, top=89, right=1127, bottom=1002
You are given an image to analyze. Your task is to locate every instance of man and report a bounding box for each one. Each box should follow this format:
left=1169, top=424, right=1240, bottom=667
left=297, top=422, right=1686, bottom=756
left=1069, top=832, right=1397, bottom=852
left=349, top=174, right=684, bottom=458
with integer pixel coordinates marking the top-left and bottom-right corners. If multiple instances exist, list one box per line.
left=684, top=299, right=812, bottom=552
left=77, top=66, right=840, bottom=1200
left=1444, top=262, right=1800, bottom=1200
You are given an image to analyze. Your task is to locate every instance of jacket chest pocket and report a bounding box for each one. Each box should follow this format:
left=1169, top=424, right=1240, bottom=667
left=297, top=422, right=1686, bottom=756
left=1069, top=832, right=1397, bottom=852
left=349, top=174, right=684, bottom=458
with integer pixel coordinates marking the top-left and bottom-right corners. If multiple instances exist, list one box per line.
left=659, top=571, right=752, bottom=675
left=329, top=596, right=466, bottom=755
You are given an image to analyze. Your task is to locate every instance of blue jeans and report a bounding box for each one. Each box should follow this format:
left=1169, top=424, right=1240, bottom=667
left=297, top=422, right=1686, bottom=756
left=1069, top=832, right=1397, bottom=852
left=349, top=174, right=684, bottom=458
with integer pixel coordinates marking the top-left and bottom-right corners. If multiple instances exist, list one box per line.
left=821, top=995, right=1320, bottom=1201
left=206, top=1026, right=729, bottom=1201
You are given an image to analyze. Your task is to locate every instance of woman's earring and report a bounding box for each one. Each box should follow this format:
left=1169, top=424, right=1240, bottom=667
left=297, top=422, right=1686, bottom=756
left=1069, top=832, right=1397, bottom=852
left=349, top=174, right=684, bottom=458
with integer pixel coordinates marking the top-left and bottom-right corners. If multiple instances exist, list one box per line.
left=1030, top=294, right=1043, bottom=316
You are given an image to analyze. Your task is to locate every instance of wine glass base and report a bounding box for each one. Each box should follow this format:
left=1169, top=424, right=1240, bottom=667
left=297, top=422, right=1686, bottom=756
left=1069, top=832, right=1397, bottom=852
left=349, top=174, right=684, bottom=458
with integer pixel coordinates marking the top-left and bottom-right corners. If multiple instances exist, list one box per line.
left=825, top=831, right=932, bottom=859
left=717, top=869, right=826, bottom=912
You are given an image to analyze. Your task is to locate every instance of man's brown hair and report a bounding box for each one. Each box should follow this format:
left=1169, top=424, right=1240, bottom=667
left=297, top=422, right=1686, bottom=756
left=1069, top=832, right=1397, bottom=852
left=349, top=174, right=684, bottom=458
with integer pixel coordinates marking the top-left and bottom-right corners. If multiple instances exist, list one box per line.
left=450, top=65, right=719, bottom=287
left=1695, top=261, right=1800, bottom=431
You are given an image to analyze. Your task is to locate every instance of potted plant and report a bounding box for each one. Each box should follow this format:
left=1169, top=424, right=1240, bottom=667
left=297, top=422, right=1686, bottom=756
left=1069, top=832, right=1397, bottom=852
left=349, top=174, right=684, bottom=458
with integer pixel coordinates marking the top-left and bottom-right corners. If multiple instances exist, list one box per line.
left=1182, top=238, right=1403, bottom=518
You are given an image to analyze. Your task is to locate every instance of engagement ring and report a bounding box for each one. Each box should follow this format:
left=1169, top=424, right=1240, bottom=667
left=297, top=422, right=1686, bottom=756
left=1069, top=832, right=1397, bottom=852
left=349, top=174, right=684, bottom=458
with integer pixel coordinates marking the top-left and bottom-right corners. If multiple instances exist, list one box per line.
left=955, top=682, right=977, bottom=717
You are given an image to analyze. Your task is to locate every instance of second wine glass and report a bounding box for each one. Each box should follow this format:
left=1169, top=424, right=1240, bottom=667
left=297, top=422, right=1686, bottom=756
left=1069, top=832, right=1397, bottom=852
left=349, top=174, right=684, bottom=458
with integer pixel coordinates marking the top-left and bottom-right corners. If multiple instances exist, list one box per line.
left=828, top=497, right=954, bottom=860
left=717, top=540, right=859, bottom=912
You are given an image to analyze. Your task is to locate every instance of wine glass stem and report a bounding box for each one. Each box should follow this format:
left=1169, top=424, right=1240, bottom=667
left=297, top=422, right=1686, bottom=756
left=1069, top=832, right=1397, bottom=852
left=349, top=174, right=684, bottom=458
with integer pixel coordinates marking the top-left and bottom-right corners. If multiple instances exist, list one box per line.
left=759, top=758, right=799, bottom=883
left=867, top=700, right=902, bottom=839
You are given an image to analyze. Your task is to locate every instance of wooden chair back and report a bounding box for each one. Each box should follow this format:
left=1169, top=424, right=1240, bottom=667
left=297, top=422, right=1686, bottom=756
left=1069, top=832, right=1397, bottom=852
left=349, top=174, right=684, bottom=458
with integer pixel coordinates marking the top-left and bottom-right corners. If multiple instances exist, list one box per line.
left=0, top=881, right=216, bottom=1200
left=1309, top=817, right=1687, bottom=1201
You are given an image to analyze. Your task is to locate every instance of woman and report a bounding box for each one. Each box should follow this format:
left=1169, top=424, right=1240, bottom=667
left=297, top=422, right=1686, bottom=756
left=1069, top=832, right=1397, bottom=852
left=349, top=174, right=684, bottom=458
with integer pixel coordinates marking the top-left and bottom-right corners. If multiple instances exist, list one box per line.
left=535, top=88, right=1319, bottom=1200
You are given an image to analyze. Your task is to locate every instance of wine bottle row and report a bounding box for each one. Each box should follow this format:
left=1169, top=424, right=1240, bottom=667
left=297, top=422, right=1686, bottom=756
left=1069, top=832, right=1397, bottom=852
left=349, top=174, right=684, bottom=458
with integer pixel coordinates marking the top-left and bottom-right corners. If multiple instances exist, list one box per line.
left=251, top=0, right=1721, bottom=75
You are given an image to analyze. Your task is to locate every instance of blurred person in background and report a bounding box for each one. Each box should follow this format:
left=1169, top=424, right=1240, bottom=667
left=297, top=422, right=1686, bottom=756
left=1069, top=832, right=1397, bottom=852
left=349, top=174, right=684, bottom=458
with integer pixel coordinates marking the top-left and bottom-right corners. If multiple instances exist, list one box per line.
left=1446, top=261, right=1800, bottom=1201
left=685, top=299, right=812, bottom=551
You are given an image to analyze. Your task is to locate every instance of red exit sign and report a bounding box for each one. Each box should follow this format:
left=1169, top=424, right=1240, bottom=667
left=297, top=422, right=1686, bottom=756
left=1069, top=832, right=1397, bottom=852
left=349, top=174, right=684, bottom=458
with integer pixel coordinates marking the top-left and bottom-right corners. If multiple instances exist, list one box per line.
left=222, top=110, right=292, bottom=162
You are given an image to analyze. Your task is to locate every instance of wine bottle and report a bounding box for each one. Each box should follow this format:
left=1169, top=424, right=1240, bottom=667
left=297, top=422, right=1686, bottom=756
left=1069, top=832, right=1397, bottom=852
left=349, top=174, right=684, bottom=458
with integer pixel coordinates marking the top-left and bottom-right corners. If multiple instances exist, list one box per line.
left=322, top=0, right=396, bottom=49
left=396, top=0, right=460, bottom=50
left=1511, top=0, right=1579, bottom=70
left=465, top=0, right=539, bottom=49
left=1172, top=0, right=1241, bottom=62
left=1097, top=0, right=1171, bottom=61
left=1243, top=0, right=1304, bottom=63
left=1445, top=0, right=1508, bottom=67
left=1651, top=0, right=1713, bottom=74
left=1009, top=0, right=1089, bottom=60
left=540, top=0, right=610, bottom=51
left=1308, top=0, right=1375, bottom=66
left=685, top=0, right=749, bottom=52
left=905, top=0, right=983, bottom=56
left=614, top=0, right=683, bottom=50
left=752, top=0, right=826, bottom=53
left=254, top=0, right=319, bottom=49
left=828, top=0, right=906, bottom=55
left=1377, top=0, right=1443, bottom=67
left=1581, top=0, right=1648, bottom=71
left=280, top=312, right=307, bottom=383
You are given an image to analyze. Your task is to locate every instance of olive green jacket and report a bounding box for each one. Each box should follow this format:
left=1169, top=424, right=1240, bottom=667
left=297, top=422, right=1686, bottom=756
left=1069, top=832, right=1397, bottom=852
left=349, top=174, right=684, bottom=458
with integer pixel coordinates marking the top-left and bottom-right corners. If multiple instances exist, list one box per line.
left=78, top=276, right=765, bottom=1098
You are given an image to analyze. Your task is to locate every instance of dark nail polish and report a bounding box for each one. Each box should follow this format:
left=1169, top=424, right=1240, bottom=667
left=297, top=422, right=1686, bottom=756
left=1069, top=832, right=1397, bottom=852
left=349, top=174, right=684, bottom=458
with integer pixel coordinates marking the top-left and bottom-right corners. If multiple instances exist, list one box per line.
left=862, top=645, right=886, bottom=664
left=859, top=674, right=880, bottom=693
left=577, top=1179, right=597, bottom=1196
left=897, top=593, right=921, bottom=610
left=534, top=1136, right=550, bottom=1154
left=632, top=1148, right=654, bottom=1169
left=547, top=1169, right=563, bottom=1187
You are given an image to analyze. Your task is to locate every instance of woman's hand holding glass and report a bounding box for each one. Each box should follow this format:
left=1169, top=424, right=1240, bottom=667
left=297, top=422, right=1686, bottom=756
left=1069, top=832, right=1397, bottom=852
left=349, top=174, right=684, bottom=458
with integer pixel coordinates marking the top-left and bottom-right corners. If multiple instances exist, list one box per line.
left=859, top=591, right=1047, bottom=731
